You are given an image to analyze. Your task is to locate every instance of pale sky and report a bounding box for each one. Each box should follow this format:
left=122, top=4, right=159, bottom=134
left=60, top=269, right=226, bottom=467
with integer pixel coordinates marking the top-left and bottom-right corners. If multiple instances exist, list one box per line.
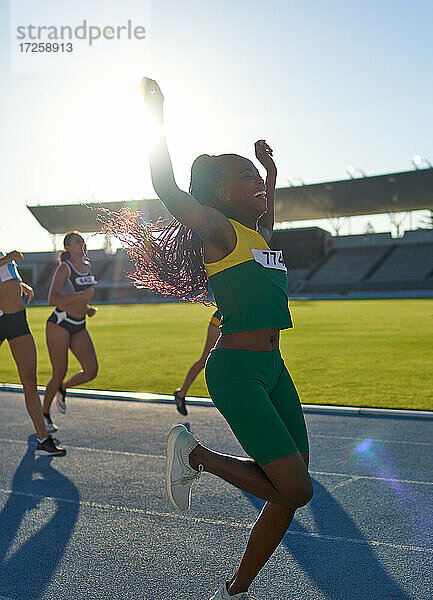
left=1, top=0, right=432, bottom=252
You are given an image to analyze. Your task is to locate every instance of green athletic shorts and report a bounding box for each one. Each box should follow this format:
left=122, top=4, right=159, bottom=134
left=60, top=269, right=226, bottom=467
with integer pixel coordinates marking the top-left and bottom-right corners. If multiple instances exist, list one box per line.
left=205, top=348, right=309, bottom=466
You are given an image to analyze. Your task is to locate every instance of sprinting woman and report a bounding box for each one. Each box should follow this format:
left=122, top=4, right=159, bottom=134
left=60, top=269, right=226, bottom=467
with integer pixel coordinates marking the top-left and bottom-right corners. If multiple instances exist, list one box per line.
left=173, top=309, right=221, bottom=415
left=0, top=249, right=66, bottom=456
left=102, top=78, right=313, bottom=599
left=42, top=232, right=98, bottom=431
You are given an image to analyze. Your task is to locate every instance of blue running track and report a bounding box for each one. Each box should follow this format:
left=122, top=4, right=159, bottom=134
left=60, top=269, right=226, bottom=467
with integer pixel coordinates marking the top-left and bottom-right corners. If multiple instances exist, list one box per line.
left=0, top=390, right=432, bottom=600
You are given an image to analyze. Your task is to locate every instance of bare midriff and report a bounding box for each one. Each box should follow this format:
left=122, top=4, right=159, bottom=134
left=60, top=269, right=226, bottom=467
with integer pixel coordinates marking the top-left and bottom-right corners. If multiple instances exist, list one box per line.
left=215, top=328, right=280, bottom=351
left=55, top=296, right=89, bottom=320
left=0, top=279, right=24, bottom=314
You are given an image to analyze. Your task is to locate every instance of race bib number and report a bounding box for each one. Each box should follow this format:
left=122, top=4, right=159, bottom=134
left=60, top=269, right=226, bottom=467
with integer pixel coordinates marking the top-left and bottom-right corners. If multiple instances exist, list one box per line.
left=76, top=275, right=97, bottom=286
left=251, top=249, right=287, bottom=272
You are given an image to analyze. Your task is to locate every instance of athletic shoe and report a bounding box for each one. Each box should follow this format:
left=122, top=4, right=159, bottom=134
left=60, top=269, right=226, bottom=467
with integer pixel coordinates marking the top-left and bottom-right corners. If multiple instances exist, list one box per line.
left=209, top=584, right=256, bottom=599
left=35, top=435, right=66, bottom=457
left=56, top=387, right=66, bottom=414
left=166, top=424, right=203, bottom=511
left=43, top=412, right=58, bottom=433
left=174, top=389, right=188, bottom=416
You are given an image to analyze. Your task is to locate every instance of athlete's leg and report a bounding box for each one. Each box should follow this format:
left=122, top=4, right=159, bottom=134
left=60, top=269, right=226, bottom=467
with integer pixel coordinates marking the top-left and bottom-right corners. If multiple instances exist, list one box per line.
left=226, top=452, right=309, bottom=596
left=190, top=371, right=312, bottom=505
left=190, top=441, right=311, bottom=506
left=268, top=359, right=309, bottom=455
left=190, top=349, right=312, bottom=595
left=176, top=322, right=220, bottom=398
left=43, top=322, right=69, bottom=413
left=177, top=360, right=206, bottom=398
left=64, top=329, right=98, bottom=388
left=8, top=333, right=47, bottom=440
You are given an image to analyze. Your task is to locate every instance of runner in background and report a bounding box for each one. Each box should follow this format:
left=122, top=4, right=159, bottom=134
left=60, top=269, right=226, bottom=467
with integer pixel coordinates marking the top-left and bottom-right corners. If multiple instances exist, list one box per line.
left=0, top=249, right=66, bottom=456
left=42, top=232, right=98, bottom=432
left=173, top=309, right=221, bottom=415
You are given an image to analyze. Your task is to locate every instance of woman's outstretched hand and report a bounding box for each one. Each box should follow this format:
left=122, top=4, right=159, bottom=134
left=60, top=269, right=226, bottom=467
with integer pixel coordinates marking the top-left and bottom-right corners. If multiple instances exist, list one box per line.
left=138, top=77, right=164, bottom=123
left=255, top=139, right=276, bottom=174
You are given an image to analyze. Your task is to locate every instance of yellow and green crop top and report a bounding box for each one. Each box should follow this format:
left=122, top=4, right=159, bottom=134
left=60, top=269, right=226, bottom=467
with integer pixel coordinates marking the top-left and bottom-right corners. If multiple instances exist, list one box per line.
left=203, top=219, right=293, bottom=334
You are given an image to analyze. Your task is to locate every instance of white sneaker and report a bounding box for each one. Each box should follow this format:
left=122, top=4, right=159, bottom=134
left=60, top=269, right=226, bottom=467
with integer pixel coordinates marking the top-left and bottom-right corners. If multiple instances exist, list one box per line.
left=56, top=387, right=66, bottom=414
left=43, top=413, right=58, bottom=433
left=166, top=424, right=203, bottom=511
left=209, top=584, right=255, bottom=599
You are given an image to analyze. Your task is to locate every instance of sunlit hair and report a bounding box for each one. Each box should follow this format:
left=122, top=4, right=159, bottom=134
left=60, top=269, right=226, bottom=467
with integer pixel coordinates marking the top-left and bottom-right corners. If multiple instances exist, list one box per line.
left=97, top=154, right=240, bottom=301
left=58, top=230, right=83, bottom=263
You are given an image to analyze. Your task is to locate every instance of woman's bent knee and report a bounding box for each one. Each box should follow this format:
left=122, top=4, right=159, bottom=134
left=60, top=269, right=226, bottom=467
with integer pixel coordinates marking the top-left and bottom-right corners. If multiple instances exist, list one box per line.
left=51, top=372, right=66, bottom=386
left=296, top=481, right=314, bottom=507
left=262, top=453, right=313, bottom=508
left=85, top=365, right=98, bottom=380
left=295, top=480, right=313, bottom=508
left=282, top=479, right=313, bottom=508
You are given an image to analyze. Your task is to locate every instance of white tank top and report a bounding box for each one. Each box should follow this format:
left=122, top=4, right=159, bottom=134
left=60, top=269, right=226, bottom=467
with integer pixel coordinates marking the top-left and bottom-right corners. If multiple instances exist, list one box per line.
left=0, top=252, right=22, bottom=317
left=0, top=252, right=21, bottom=284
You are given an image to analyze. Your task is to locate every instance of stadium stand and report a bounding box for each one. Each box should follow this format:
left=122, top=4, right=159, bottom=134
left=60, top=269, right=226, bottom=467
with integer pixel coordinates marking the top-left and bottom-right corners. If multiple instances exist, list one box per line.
left=18, top=228, right=433, bottom=304
left=304, top=246, right=390, bottom=288
left=24, top=166, right=433, bottom=301
left=283, top=228, right=433, bottom=296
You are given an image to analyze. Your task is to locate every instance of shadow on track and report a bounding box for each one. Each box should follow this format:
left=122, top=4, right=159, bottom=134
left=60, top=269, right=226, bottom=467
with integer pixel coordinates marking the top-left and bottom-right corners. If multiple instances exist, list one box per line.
left=244, top=479, right=412, bottom=600
left=0, top=435, right=80, bottom=600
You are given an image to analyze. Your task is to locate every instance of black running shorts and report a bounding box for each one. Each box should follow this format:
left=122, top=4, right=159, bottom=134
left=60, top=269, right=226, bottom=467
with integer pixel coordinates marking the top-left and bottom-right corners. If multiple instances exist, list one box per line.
left=0, top=309, right=31, bottom=343
left=47, top=308, right=86, bottom=336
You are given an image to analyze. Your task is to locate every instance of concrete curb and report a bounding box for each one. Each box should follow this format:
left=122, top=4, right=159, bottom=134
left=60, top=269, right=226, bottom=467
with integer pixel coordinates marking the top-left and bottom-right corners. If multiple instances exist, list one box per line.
left=1, top=382, right=432, bottom=419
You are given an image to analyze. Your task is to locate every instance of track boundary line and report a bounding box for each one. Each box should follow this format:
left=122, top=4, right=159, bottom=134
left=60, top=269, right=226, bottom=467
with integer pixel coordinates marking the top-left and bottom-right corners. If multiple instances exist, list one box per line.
left=1, top=383, right=432, bottom=419
left=0, top=486, right=431, bottom=554
left=0, top=437, right=432, bottom=486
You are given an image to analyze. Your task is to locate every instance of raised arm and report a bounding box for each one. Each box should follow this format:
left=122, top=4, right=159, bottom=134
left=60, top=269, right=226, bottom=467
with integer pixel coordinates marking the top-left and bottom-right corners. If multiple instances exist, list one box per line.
left=255, top=140, right=277, bottom=243
left=141, top=78, right=230, bottom=241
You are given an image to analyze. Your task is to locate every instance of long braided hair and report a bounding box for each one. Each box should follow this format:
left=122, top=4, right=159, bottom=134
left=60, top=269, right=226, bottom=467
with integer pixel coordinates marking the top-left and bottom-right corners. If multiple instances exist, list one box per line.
left=98, top=154, right=238, bottom=302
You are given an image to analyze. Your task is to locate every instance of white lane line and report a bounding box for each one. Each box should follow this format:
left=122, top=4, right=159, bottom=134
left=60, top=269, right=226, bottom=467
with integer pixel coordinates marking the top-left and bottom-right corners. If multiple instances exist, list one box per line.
left=0, top=437, right=432, bottom=486
left=66, top=445, right=158, bottom=458
left=309, top=433, right=433, bottom=447
left=310, top=470, right=433, bottom=486
left=0, top=486, right=431, bottom=554
left=324, top=476, right=361, bottom=494
left=0, top=438, right=157, bottom=459
left=311, top=470, right=433, bottom=486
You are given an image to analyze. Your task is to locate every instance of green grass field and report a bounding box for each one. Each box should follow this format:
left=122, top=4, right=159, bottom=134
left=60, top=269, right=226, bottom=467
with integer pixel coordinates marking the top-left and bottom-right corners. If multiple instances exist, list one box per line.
left=1, top=299, right=432, bottom=411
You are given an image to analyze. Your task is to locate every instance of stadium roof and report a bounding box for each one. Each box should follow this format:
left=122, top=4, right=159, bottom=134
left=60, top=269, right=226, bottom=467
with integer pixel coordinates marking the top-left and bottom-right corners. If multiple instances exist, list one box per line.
left=275, top=167, right=433, bottom=221
left=27, top=199, right=172, bottom=235
left=28, top=168, right=433, bottom=234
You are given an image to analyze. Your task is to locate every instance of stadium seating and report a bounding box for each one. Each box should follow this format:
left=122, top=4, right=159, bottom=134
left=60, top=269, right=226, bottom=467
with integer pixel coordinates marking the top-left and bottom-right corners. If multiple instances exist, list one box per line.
left=369, top=243, right=433, bottom=282
left=290, top=229, right=433, bottom=296
left=19, top=228, right=433, bottom=303
left=305, top=246, right=390, bottom=288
